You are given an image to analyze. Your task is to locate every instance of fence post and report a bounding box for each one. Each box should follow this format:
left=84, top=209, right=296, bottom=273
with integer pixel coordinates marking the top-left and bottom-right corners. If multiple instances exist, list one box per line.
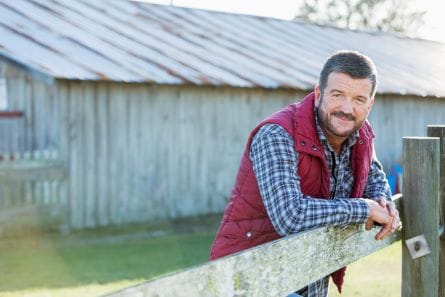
left=427, top=126, right=445, bottom=297
left=402, top=137, right=440, bottom=297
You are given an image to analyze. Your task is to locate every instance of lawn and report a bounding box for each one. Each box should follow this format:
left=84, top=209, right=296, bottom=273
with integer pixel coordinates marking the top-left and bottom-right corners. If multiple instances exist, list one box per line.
left=0, top=219, right=401, bottom=297
left=329, top=242, right=401, bottom=297
left=0, top=222, right=216, bottom=297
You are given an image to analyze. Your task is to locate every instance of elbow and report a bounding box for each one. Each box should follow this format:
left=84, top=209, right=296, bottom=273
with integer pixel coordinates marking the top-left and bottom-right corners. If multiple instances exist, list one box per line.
left=272, top=205, right=306, bottom=236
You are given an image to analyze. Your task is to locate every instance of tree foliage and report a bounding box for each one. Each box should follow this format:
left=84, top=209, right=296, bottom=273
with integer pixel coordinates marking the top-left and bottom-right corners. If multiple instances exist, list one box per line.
left=295, top=0, right=426, bottom=35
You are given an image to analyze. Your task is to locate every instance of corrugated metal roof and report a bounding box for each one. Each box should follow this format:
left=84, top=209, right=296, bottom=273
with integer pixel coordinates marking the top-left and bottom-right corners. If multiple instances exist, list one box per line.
left=1, top=0, right=445, bottom=97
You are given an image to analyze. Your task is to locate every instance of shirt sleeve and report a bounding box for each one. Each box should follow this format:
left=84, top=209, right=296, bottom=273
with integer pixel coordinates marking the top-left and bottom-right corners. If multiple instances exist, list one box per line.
left=250, top=124, right=370, bottom=237
left=363, top=150, right=393, bottom=201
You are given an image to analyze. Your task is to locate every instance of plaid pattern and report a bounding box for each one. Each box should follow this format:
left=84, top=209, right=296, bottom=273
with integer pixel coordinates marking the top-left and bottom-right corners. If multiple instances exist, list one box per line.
left=315, top=108, right=392, bottom=202
left=250, top=114, right=392, bottom=297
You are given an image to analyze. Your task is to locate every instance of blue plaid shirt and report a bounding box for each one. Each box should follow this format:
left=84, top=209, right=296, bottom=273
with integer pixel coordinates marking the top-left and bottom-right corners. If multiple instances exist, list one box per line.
left=250, top=111, right=392, bottom=297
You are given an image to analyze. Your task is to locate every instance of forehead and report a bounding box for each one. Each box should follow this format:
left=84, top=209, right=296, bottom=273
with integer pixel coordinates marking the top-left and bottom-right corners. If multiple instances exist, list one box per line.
left=325, top=72, right=373, bottom=97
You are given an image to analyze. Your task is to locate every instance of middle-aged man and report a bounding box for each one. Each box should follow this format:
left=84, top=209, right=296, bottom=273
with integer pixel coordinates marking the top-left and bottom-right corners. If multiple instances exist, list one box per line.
left=209, top=50, right=400, bottom=297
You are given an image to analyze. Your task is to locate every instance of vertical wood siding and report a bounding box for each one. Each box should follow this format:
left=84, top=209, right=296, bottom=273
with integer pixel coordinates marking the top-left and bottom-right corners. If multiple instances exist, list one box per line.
left=370, top=95, right=445, bottom=168
left=59, top=81, right=303, bottom=228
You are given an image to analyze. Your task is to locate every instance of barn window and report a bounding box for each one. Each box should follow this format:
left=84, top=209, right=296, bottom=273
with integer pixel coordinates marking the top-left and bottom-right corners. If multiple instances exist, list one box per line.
left=0, top=78, right=7, bottom=110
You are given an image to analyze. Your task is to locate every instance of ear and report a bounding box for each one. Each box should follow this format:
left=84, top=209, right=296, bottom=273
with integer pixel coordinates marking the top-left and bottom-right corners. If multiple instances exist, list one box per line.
left=314, top=85, right=321, bottom=108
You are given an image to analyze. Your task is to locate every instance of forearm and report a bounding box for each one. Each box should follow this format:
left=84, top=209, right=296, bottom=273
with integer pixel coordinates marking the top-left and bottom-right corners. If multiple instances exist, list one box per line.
left=262, top=190, right=370, bottom=236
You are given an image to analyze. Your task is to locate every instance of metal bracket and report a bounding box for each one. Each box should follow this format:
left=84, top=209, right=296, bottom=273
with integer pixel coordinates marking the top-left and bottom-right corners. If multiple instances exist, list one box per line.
left=405, top=234, right=431, bottom=259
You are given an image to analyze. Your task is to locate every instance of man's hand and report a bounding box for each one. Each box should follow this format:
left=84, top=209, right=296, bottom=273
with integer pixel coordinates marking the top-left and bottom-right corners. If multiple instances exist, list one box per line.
left=381, top=198, right=400, bottom=234
left=364, top=198, right=399, bottom=240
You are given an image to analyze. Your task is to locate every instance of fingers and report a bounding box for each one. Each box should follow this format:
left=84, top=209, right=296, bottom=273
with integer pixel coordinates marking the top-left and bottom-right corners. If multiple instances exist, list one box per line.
left=390, top=213, right=400, bottom=233
left=378, top=197, right=387, bottom=208
left=365, top=218, right=374, bottom=230
left=387, top=201, right=397, bottom=217
left=377, top=201, right=400, bottom=240
left=365, top=198, right=401, bottom=240
left=389, top=206, right=400, bottom=233
left=366, top=199, right=391, bottom=225
left=375, top=222, right=392, bottom=240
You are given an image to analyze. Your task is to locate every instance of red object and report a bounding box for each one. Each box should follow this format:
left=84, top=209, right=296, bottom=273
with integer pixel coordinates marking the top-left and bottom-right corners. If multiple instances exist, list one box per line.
left=209, top=92, right=375, bottom=293
left=0, top=111, right=24, bottom=118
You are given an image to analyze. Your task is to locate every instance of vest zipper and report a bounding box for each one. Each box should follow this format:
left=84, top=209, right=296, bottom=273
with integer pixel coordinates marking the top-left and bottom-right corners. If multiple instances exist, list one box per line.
left=330, top=151, right=337, bottom=199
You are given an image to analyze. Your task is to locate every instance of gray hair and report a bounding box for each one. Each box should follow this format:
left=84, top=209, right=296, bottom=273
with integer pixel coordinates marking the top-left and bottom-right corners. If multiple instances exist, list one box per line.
left=319, top=50, right=378, bottom=97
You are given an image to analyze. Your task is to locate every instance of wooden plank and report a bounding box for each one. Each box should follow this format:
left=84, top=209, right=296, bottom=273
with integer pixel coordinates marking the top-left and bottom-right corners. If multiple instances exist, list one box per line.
left=427, top=125, right=445, bottom=297
left=105, top=197, right=402, bottom=297
left=68, top=82, right=82, bottom=229
left=57, top=81, right=70, bottom=229
left=108, top=85, right=121, bottom=224
left=0, top=160, right=65, bottom=182
left=402, top=137, right=440, bottom=297
left=96, top=82, right=110, bottom=226
left=128, top=86, right=139, bottom=222
left=84, top=82, right=96, bottom=227
left=120, top=85, right=130, bottom=223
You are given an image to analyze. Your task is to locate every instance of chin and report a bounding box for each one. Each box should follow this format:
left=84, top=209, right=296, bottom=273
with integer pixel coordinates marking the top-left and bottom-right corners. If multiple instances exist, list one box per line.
left=330, top=127, right=356, bottom=138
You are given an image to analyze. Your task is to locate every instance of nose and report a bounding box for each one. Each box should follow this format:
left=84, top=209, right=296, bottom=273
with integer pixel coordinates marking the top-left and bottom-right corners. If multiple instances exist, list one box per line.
left=340, top=97, right=353, bottom=114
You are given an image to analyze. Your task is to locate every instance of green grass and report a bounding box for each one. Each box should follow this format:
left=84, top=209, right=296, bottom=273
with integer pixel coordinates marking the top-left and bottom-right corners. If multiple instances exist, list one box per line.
left=0, top=230, right=215, bottom=297
left=329, top=242, right=401, bottom=297
left=0, top=221, right=402, bottom=297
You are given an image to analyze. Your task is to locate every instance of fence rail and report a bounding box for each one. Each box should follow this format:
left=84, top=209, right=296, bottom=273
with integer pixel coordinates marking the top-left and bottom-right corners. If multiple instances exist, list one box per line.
left=105, top=125, right=445, bottom=297
left=105, top=197, right=402, bottom=297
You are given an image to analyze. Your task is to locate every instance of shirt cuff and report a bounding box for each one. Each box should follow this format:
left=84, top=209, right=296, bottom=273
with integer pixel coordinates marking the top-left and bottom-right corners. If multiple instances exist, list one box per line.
left=335, top=198, right=370, bottom=225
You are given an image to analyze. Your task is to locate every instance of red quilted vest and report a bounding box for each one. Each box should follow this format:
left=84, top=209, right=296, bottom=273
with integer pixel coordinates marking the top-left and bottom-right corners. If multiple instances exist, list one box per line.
left=209, top=92, right=374, bottom=293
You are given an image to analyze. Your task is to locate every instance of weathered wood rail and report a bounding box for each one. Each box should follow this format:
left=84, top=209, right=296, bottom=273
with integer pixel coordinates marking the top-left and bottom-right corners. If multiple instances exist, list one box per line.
left=105, top=198, right=402, bottom=297
left=104, top=125, right=445, bottom=297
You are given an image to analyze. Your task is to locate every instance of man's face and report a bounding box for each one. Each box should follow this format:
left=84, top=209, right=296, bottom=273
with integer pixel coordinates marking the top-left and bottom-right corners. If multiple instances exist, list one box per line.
left=314, top=72, right=374, bottom=140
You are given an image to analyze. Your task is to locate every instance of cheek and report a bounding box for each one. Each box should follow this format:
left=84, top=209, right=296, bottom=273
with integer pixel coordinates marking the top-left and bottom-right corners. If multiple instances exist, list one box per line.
left=356, top=106, right=370, bottom=118
left=322, top=102, right=339, bottom=114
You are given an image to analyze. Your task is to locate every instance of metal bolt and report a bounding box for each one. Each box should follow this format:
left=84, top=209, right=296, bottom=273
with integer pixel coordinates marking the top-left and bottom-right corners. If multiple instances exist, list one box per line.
left=414, top=241, right=422, bottom=252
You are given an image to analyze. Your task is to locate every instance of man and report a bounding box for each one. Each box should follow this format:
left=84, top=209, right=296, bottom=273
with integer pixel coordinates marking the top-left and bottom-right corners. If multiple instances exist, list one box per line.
left=209, top=50, right=400, bottom=297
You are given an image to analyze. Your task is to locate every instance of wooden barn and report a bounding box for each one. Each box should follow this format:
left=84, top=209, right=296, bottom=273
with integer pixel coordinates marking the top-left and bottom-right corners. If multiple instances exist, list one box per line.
left=0, top=0, right=444, bottom=230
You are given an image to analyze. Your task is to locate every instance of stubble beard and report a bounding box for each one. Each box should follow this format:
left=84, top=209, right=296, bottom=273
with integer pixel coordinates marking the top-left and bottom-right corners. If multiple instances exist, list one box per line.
left=317, top=103, right=363, bottom=138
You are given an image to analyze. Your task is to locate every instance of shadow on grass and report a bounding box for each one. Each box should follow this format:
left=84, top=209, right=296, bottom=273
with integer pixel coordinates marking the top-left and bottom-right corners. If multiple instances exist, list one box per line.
left=0, top=214, right=221, bottom=292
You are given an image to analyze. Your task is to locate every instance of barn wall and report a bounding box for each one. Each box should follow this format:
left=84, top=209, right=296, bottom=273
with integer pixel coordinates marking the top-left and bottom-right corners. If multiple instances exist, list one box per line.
left=369, top=95, right=445, bottom=169
left=59, top=81, right=305, bottom=228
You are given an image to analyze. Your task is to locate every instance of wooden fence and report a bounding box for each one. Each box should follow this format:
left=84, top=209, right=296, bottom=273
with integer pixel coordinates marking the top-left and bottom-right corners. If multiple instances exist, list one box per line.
left=0, top=150, right=67, bottom=234
left=104, top=125, right=445, bottom=297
